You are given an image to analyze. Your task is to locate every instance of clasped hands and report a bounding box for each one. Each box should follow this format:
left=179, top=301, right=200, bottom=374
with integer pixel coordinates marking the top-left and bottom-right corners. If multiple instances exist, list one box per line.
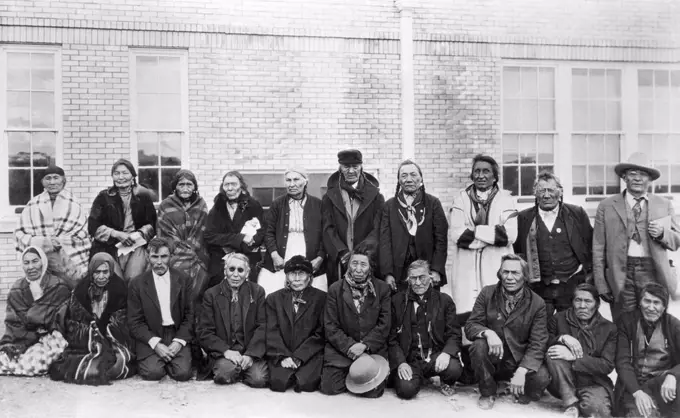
left=223, top=349, right=254, bottom=370
left=154, top=341, right=183, bottom=363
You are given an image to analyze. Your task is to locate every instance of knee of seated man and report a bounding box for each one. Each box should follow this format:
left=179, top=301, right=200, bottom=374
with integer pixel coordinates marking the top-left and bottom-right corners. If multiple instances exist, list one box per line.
left=468, top=338, right=490, bottom=358
left=170, top=367, right=193, bottom=382
left=440, top=357, right=463, bottom=383
left=140, top=365, right=167, bottom=381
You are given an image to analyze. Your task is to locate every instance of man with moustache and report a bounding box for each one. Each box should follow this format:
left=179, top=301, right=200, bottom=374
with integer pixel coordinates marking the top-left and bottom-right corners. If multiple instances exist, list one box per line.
left=594, top=153, right=680, bottom=322
left=615, top=283, right=680, bottom=418
left=197, top=252, right=268, bottom=387
left=322, top=149, right=384, bottom=285
left=546, top=283, right=617, bottom=417
left=379, top=160, right=448, bottom=293
left=514, top=171, right=593, bottom=317
left=465, top=254, right=550, bottom=410
left=388, top=260, right=462, bottom=399
left=127, top=237, right=194, bottom=381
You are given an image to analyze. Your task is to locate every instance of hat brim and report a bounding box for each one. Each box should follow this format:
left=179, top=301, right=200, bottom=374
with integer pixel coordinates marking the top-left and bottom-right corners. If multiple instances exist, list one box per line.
left=614, top=163, right=661, bottom=181
left=345, top=355, right=390, bottom=394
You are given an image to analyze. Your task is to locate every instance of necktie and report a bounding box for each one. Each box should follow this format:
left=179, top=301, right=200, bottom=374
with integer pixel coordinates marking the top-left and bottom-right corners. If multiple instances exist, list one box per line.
left=632, top=197, right=643, bottom=244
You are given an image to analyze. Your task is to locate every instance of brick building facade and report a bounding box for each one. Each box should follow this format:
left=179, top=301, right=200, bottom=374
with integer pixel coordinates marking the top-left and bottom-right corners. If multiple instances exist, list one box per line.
left=0, top=0, right=677, bottom=298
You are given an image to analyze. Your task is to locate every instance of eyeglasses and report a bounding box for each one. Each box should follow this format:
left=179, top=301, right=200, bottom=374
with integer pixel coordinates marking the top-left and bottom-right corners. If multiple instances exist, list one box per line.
left=227, top=267, right=246, bottom=273
left=407, top=275, right=430, bottom=283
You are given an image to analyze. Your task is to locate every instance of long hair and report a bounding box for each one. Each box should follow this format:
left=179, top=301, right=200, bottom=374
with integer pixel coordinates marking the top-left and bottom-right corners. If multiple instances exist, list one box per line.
left=572, top=283, right=600, bottom=308
left=496, top=253, right=531, bottom=283
left=470, top=154, right=499, bottom=183
left=394, top=159, right=427, bottom=199
left=219, top=170, right=251, bottom=198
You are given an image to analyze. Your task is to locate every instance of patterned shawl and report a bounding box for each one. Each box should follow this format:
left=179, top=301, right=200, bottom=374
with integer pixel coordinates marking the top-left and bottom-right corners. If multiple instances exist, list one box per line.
left=466, top=184, right=500, bottom=226
left=15, top=189, right=91, bottom=278
left=397, top=190, right=425, bottom=236
left=344, top=273, right=376, bottom=311
left=157, top=193, right=209, bottom=280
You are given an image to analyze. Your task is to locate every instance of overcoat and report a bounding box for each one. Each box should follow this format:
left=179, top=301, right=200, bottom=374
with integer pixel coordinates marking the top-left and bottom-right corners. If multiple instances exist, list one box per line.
left=593, top=192, right=680, bottom=298
left=265, top=287, right=326, bottom=365
left=464, top=283, right=548, bottom=372
left=323, top=278, right=391, bottom=368
left=127, top=268, right=194, bottom=360
left=378, top=192, right=448, bottom=285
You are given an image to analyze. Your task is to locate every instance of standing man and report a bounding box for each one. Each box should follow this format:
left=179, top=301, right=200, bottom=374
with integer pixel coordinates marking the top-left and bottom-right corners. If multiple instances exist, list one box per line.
left=593, top=152, right=680, bottom=321
left=322, top=149, right=384, bottom=285
left=379, top=160, right=448, bottom=292
left=127, top=237, right=194, bottom=381
left=514, top=171, right=593, bottom=317
left=15, top=165, right=92, bottom=283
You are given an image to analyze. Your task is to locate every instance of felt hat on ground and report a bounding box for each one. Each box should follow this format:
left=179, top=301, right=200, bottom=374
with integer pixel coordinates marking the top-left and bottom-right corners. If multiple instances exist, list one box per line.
left=614, top=152, right=661, bottom=181
left=345, top=354, right=389, bottom=394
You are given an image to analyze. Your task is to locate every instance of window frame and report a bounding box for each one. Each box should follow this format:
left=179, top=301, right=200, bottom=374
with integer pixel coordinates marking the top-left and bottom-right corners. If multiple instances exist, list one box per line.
left=501, top=60, right=680, bottom=213
left=0, top=45, right=63, bottom=215
left=129, top=48, right=189, bottom=203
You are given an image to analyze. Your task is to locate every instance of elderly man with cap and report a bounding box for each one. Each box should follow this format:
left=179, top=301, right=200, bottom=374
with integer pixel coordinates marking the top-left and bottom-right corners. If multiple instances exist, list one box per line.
left=320, top=244, right=391, bottom=397
left=15, top=165, right=91, bottom=283
left=388, top=259, right=463, bottom=399
left=614, top=283, right=680, bottom=418
left=322, top=149, right=384, bottom=285
left=197, top=252, right=269, bottom=388
left=593, top=152, right=680, bottom=322
left=265, top=255, right=326, bottom=392
left=261, top=167, right=326, bottom=293
left=379, top=159, right=448, bottom=293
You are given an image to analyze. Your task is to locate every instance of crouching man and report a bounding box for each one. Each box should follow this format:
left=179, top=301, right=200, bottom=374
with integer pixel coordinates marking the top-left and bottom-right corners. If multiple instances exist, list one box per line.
left=197, top=253, right=268, bottom=387
left=465, top=253, right=550, bottom=410
left=388, top=259, right=462, bottom=399
left=615, top=283, right=680, bottom=418
left=546, top=283, right=616, bottom=417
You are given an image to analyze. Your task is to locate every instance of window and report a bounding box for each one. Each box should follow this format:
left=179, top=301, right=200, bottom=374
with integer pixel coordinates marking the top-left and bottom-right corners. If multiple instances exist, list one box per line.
left=639, top=70, right=680, bottom=193
left=3, top=49, right=60, bottom=208
left=501, top=66, right=555, bottom=196
left=130, top=50, right=188, bottom=202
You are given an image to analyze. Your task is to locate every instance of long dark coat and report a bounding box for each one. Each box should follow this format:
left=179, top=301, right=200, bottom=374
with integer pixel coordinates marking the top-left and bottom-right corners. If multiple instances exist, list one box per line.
left=323, top=278, right=391, bottom=368
left=127, top=268, right=194, bottom=360
left=263, top=194, right=325, bottom=275
left=379, top=192, right=448, bottom=285
left=196, top=281, right=266, bottom=367
left=204, top=193, right=264, bottom=282
left=265, top=287, right=326, bottom=365
left=465, top=283, right=548, bottom=372
left=388, top=289, right=461, bottom=369
left=321, top=172, right=384, bottom=284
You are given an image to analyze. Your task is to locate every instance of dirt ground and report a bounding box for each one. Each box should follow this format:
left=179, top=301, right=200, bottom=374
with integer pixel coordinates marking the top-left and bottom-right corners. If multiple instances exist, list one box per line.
left=2, top=300, right=679, bottom=418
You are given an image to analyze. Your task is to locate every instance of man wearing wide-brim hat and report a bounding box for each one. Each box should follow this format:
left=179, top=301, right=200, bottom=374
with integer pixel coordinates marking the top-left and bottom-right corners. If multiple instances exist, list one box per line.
left=593, top=152, right=680, bottom=322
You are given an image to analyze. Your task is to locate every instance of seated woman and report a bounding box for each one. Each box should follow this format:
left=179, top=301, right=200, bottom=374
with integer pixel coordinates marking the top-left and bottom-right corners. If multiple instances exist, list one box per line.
left=88, top=158, right=157, bottom=282
left=0, top=246, right=71, bottom=376
left=51, top=253, right=134, bottom=384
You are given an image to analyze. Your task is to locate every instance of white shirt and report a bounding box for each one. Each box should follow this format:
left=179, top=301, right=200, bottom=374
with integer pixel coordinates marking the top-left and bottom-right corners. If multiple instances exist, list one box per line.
left=625, top=191, right=649, bottom=257
left=148, top=271, right=186, bottom=349
left=538, top=206, right=560, bottom=232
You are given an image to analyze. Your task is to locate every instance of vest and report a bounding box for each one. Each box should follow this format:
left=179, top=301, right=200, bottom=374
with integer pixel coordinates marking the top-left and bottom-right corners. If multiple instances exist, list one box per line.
left=408, top=300, right=431, bottom=361
left=636, top=321, right=672, bottom=382
left=535, top=214, right=580, bottom=283
left=626, top=200, right=651, bottom=254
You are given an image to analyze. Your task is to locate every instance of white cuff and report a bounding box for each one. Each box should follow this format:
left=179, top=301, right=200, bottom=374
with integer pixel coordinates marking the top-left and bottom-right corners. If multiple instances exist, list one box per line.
left=148, top=337, right=161, bottom=350
left=172, top=338, right=186, bottom=347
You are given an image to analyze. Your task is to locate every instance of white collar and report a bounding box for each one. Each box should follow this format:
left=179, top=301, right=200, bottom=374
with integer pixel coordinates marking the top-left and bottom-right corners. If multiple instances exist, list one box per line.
left=475, top=188, right=491, bottom=200
left=625, top=190, right=648, bottom=206
left=539, top=205, right=559, bottom=217
left=152, top=270, right=170, bottom=281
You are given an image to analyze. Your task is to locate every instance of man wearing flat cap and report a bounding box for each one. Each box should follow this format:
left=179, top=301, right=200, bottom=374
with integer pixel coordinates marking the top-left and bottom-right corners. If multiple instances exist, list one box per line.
left=265, top=255, right=326, bottom=392
left=322, top=149, right=384, bottom=285
left=593, top=152, right=680, bottom=322
left=15, top=165, right=91, bottom=283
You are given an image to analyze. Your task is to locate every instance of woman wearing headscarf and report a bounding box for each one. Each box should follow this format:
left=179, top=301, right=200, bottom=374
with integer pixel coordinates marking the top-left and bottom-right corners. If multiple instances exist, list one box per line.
left=0, top=246, right=70, bottom=376
left=205, top=171, right=264, bottom=287
left=51, top=252, right=134, bottom=384
left=88, top=159, right=157, bottom=282
left=157, top=169, right=209, bottom=304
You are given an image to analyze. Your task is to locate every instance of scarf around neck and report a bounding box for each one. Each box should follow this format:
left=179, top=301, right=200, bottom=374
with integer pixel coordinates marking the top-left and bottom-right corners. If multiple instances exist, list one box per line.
left=501, top=286, right=524, bottom=313
left=344, top=273, right=376, bottom=308
left=564, top=307, right=602, bottom=354
left=467, top=184, right=499, bottom=226
left=397, top=190, right=425, bottom=236
left=340, top=175, right=364, bottom=202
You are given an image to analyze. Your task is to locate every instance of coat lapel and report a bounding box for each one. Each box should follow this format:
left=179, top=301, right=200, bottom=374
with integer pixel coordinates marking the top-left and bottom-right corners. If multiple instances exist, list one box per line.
left=354, top=181, right=378, bottom=220
left=169, top=272, right=181, bottom=318
left=294, top=289, right=311, bottom=323
left=215, top=286, right=231, bottom=338
left=328, top=188, right=348, bottom=220
left=143, top=273, right=161, bottom=313
left=241, top=283, right=251, bottom=332
left=283, top=290, right=295, bottom=325
left=341, top=281, right=357, bottom=313
left=612, top=193, right=627, bottom=225
left=505, top=287, right=531, bottom=325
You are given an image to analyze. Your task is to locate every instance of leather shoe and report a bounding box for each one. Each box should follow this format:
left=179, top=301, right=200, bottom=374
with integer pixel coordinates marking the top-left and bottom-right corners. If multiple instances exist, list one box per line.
left=563, top=405, right=579, bottom=418
left=477, top=395, right=496, bottom=410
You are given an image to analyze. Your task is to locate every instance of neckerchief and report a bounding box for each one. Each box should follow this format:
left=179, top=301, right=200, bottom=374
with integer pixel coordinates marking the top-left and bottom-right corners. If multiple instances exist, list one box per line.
left=284, top=277, right=309, bottom=311
left=230, top=285, right=242, bottom=302
left=467, top=184, right=499, bottom=226
left=502, top=287, right=524, bottom=314
left=344, top=273, right=376, bottom=311
left=565, top=307, right=599, bottom=354
left=397, top=189, right=425, bottom=236
left=339, top=175, right=364, bottom=202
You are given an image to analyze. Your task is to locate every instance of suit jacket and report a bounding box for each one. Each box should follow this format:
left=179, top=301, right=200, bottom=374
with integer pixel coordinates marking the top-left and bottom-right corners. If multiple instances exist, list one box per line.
left=265, top=287, right=326, bottom=365
left=379, top=192, right=448, bottom=285
left=263, top=194, right=326, bottom=275
left=322, top=172, right=384, bottom=284
left=465, top=283, right=548, bottom=372
left=197, top=280, right=266, bottom=361
left=127, top=268, right=194, bottom=360
left=323, top=278, right=391, bottom=368
left=593, top=192, right=680, bottom=298
left=514, top=202, right=593, bottom=280
left=388, top=289, right=461, bottom=369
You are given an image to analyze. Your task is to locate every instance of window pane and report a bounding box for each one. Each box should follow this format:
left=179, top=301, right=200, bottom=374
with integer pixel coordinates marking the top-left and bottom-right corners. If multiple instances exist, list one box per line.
left=572, top=135, right=587, bottom=162
left=520, top=166, right=536, bottom=195
left=605, top=135, right=620, bottom=163
left=252, top=187, right=275, bottom=208
left=672, top=70, right=680, bottom=99
left=590, top=69, right=606, bottom=98
left=7, top=91, right=30, bottom=128
left=572, top=69, right=589, bottom=99
left=605, top=165, right=620, bottom=194
left=654, top=165, right=670, bottom=194
left=589, top=135, right=605, bottom=163
left=7, top=53, right=31, bottom=90
left=606, top=70, right=621, bottom=99
left=572, top=165, right=587, bottom=195
left=519, top=135, right=537, bottom=164
left=520, top=68, right=538, bottom=98
left=138, top=168, right=159, bottom=199
left=31, top=53, right=55, bottom=91
left=158, top=57, right=181, bottom=94
left=503, top=99, right=521, bottom=130
left=572, top=100, right=589, bottom=131
left=520, top=100, right=538, bottom=131
left=639, top=100, right=654, bottom=131
left=671, top=164, right=680, bottom=193
left=652, top=135, right=669, bottom=164
left=138, top=132, right=158, bottom=166
left=159, top=132, right=182, bottom=166
left=672, top=102, right=680, bottom=132
left=588, top=165, right=604, bottom=195
left=157, top=95, right=182, bottom=130
left=606, top=101, right=621, bottom=131
left=9, top=169, right=31, bottom=205
left=31, top=92, right=55, bottom=129
left=136, top=56, right=158, bottom=94
left=655, top=70, right=670, bottom=99
left=638, top=70, right=654, bottom=99
left=537, top=99, right=554, bottom=131
left=503, top=67, right=521, bottom=98
left=502, top=134, right=519, bottom=164
left=502, top=166, right=518, bottom=196
left=655, top=101, right=670, bottom=131
left=589, top=100, right=606, bottom=131
left=161, top=167, right=181, bottom=199
left=537, top=134, right=553, bottom=163
left=137, top=94, right=160, bottom=130
left=8, top=132, right=30, bottom=167
left=538, top=68, right=554, bottom=99
left=33, top=168, right=46, bottom=197
left=33, top=132, right=56, bottom=167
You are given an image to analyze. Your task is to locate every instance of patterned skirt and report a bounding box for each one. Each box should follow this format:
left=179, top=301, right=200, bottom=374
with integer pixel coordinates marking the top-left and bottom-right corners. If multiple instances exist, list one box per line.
left=0, top=330, right=68, bottom=376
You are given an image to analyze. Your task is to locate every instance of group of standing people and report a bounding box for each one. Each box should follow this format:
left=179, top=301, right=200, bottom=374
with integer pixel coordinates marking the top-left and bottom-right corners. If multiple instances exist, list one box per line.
left=1, top=149, right=680, bottom=417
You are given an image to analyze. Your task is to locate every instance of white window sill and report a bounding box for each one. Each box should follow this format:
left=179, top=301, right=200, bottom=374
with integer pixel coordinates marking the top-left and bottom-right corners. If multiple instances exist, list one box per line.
left=0, top=213, right=19, bottom=234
